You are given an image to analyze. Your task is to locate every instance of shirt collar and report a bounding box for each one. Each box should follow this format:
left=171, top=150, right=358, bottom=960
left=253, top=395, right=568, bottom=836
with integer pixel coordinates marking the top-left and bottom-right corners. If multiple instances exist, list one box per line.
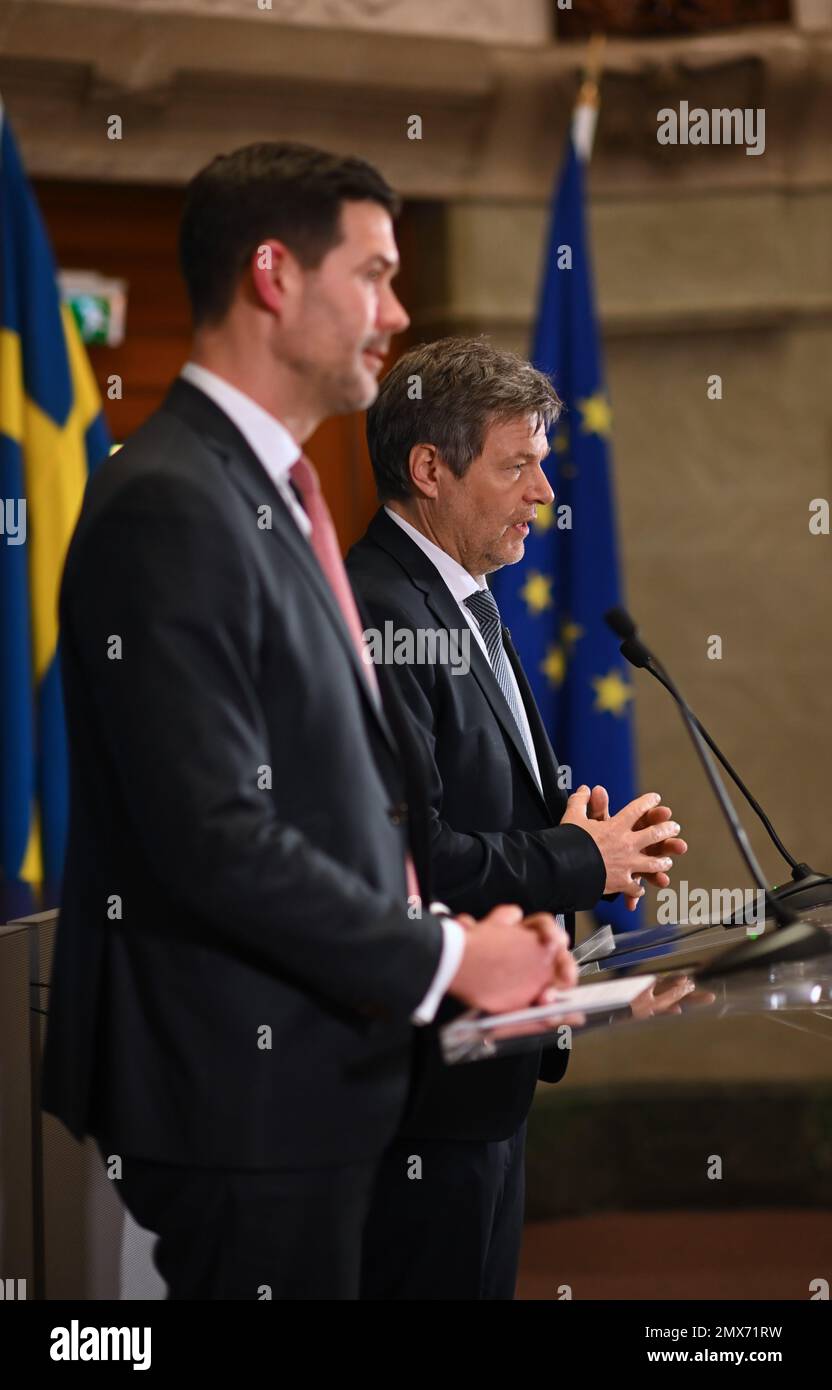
left=180, top=362, right=300, bottom=486
left=384, top=506, right=487, bottom=605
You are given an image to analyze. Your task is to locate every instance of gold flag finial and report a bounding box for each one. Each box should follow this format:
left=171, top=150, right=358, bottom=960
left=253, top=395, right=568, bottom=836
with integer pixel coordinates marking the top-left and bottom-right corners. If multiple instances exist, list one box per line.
left=573, top=32, right=606, bottom=161
left=576, top=31, right=606, bottom=109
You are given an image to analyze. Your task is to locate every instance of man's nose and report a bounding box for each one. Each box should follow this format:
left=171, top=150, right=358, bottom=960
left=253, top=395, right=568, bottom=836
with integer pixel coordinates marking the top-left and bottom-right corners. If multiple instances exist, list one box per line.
left=527, top=463, right=554, bottom=506
left=380, top=286, right=410, bottom=335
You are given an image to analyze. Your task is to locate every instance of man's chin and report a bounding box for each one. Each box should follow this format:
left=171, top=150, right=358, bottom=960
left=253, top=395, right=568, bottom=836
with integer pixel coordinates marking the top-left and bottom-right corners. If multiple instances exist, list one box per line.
left=358, top=377, right=380, bottom=410
left=329, top=372, right=378, bottom=416
left=351, top=364, right=381, bottom=409
left=484, top=537, right=525, bottom=573
left=501, top=534, right=526, bottom=565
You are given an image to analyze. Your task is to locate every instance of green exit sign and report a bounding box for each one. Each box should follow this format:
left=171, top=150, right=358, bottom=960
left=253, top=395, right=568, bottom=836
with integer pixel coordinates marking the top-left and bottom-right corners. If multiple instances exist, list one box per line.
left=59, top=271, right=127, bottom=346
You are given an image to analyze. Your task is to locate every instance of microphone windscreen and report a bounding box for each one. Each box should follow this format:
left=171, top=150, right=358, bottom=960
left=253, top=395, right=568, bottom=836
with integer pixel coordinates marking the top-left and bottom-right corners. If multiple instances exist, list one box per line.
left=604, top=606, right=636, bottom=640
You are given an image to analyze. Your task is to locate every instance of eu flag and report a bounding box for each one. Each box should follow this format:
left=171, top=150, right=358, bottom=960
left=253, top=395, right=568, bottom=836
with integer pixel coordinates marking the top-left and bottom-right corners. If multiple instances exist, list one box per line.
left=0, top=102, right=110, bottom=919
left=490, top=134, right=640, bottom=930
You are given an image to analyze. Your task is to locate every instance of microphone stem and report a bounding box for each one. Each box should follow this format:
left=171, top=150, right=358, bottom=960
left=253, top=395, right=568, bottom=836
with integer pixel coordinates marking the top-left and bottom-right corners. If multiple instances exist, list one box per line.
left=645, top=661, right=801, bottom=875
left=648, top=656, right=795, bottom=929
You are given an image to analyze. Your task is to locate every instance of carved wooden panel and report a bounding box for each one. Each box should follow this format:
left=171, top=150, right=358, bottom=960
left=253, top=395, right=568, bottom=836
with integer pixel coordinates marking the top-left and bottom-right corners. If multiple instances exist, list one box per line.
left=557, top=0, right=789, bottom=38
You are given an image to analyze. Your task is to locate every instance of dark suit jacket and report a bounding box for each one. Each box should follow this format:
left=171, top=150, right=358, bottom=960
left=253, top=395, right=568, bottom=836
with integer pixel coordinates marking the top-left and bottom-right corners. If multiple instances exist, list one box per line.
left=41, top=380, right=444, bottom=1170
left=347, top=508, right=606, bottom=1141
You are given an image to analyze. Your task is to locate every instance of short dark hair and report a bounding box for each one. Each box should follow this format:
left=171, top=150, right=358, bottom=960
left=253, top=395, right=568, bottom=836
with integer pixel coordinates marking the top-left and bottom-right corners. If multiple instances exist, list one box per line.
left=367, top=336, right=563, bottom=502
left=179, top=142, right=401, bottom=326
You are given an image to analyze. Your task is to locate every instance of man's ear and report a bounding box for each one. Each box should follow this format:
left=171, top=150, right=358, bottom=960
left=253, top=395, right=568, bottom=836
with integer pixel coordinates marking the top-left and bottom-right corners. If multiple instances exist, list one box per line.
left=249, top=238, right=296, bottom=318
left=408, top=443, right=440, bottom=499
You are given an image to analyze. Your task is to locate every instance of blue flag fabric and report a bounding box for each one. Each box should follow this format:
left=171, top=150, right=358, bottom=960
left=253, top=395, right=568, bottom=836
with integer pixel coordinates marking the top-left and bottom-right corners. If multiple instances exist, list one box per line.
left=490, top=135, right=640, bottom=930
left=0, top=103, right=110, bottom=920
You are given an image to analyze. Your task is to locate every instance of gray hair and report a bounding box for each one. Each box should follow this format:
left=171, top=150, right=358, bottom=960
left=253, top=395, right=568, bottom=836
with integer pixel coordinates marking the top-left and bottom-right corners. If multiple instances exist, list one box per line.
left=366, top=336, right=562, bottom=502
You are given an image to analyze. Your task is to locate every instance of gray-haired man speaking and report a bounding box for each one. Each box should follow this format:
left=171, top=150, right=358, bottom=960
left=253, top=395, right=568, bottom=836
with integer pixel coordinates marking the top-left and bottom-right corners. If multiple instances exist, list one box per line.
left=347, top=336, right=687, bottom=1300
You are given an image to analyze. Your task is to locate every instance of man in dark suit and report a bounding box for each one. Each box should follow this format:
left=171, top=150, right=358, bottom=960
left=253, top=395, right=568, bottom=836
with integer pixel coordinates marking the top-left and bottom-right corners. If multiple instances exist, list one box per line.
left=41, top=148, right=574, bottom=1300
left=347, top=336, right=688, bottom=1299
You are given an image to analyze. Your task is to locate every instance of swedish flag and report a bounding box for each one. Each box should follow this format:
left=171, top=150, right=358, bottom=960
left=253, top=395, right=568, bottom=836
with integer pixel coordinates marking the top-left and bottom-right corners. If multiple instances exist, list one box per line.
left=490, top=135, right=640, bottom=930
left=0, top=103, right=110, bottom=919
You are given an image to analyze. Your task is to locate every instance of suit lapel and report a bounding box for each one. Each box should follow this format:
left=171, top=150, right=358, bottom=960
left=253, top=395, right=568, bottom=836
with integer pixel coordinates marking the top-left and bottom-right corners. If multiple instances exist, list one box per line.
left=503, top=629, right=569, bottom=823
left=366, top=509, right=550, bottom=811
left=161, top=379, right=397, bottom=754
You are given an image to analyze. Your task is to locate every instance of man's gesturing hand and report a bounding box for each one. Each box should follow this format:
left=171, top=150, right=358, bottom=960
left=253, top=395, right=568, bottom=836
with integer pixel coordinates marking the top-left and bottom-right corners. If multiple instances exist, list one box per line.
left=584, top=783, right=688, bottom=910
left=561, top=785, right=685, bottom=900
left=449, top=905, right=564, bottom=1014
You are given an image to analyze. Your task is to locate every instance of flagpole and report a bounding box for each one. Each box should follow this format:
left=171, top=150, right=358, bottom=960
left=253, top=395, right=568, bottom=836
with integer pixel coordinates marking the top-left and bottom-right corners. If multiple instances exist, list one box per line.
left=571, top=32, right=605, bottom=162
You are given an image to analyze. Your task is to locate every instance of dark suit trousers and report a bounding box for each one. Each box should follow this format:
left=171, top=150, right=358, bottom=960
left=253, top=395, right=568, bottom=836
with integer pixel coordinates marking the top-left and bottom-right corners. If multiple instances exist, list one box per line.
left=360, top=1123, right=527, bottom=1301
left=112, top=1147, right=378, bottom=1300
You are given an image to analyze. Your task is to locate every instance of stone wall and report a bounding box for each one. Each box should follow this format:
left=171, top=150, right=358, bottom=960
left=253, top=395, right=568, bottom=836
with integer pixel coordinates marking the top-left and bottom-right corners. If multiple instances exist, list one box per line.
left=419, top=185, right=832, bottom=904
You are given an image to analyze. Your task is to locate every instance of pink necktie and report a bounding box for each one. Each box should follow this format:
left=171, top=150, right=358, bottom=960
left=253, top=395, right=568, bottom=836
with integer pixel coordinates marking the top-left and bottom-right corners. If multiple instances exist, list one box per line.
left=290, top=455, right=420, bottom=904
left=290, top=454, right=380, bottom=702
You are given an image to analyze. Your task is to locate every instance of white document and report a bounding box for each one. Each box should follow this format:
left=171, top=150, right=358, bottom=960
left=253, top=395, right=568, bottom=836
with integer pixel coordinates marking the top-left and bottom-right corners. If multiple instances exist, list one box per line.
left=441, top=975, right=658, bottom=1064
left=468, top=974, right=657, bottom=1030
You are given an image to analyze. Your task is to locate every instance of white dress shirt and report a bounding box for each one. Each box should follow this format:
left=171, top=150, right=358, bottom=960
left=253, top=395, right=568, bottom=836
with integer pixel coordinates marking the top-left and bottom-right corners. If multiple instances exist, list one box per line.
left=384, top=506, right=544, bottom=790
left=179, top=364, right=464, bottom=1023
left=180, top=362, right=310, bottom=537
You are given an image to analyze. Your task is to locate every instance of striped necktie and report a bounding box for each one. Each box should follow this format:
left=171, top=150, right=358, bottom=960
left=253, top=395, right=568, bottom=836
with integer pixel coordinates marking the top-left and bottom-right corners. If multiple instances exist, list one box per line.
left=464, top=587, right=537, bottom=770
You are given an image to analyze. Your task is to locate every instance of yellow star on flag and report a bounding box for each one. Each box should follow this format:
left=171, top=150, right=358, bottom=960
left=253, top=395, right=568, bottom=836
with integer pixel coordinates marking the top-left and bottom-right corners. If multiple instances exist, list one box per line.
left=561, top=620, right=584, bottom=649
left=519, top=571, right=554, bottom=614
left=541, top=645, right=565, bottom=687
left=553, top=424, right=570, bottom=454
left=591, top=669, right=633, bottom=717
left=577, top=391, right=613, bottom=439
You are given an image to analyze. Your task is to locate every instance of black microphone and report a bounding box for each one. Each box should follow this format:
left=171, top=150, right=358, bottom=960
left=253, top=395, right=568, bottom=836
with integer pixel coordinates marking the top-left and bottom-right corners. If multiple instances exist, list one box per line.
left=607, top=607, right=832, bottom=914
left=603, top=608, right=832, bottom=974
